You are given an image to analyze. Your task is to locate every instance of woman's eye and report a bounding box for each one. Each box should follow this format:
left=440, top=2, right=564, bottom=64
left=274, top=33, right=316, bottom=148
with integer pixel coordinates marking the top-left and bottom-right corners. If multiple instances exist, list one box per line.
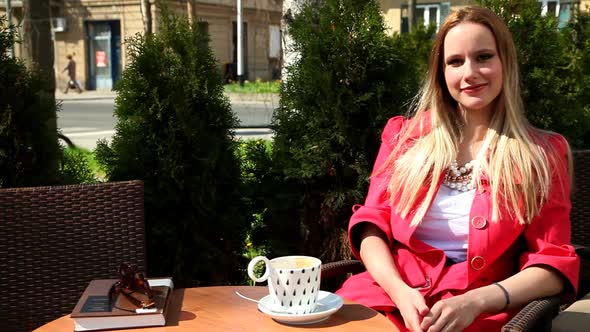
left=478, top=53, right=494, bottom=62
left=446, top=58, right=463, bottom=66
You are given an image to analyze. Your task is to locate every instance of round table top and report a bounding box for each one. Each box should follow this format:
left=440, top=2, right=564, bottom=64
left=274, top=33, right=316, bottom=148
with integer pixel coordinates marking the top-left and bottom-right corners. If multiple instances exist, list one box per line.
left=34, top=285, right=397, bottom=332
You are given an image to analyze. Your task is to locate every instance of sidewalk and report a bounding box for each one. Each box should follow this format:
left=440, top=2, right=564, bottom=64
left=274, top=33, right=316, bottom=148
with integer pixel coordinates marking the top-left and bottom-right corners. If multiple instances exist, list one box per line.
left=56, top=89, right=116, bottom=101
left=55, top=89, right=280, bottom=104
left=227, top=92, right=279, bottom=105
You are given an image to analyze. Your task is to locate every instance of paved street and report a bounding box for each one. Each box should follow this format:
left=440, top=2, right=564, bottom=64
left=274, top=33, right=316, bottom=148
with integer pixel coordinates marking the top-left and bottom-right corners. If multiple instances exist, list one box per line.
left=57, top=91, right=277, bottom=150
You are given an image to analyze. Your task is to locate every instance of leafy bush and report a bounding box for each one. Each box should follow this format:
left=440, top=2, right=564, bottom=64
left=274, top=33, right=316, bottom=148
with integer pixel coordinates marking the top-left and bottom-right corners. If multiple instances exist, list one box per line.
left=95, top=10, right=247, bottom=286
left=235, top=139, right=273, bottom=283
left=0, top=16, right=61, bottom=187
left=566, top=7, right=590, bottom=147
left=59, top=147, right=101, bottom=184
left=246, top=0, right=590, bottom=267
left=234, top=139, right=277, bottom=255
left=268, top=0, right=434, bottom=261
left=480, top=0, right=590, bottom=147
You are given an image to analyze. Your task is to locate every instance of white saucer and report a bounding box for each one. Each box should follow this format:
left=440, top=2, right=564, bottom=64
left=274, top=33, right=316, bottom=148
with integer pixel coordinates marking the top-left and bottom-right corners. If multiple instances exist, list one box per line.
left=257, top=291, right=343, bottom=325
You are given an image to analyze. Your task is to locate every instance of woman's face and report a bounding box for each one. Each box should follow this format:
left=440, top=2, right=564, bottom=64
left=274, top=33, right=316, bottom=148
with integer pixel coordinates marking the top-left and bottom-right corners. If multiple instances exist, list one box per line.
left=443, top=22, right=503, bottom=115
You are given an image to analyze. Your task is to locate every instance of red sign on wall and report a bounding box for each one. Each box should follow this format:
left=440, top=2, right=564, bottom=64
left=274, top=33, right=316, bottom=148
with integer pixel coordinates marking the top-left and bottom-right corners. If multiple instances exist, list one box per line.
left=96, top=51, right=107, bottom=68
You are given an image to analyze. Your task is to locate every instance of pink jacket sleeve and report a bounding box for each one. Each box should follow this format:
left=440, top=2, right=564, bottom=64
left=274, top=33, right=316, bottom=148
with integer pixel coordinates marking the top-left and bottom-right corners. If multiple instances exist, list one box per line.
left=348, top=116, right=406, bottom=260
left=519, top=134, right=580, bottom=298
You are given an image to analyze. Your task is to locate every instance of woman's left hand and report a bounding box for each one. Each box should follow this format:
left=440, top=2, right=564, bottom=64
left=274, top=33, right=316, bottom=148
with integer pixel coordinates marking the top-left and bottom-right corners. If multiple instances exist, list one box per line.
left=419, top=293, right=482, bottom=332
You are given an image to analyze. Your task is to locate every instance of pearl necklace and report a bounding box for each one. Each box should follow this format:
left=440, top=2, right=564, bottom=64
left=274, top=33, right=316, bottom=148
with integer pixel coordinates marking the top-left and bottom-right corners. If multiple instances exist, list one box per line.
left=443, top=160, right=476, bottom=192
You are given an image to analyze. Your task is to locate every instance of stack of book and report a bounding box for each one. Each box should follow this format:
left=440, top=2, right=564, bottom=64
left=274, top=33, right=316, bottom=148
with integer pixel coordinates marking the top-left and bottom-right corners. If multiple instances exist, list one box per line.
left=71, top=278, right=174, bottom=331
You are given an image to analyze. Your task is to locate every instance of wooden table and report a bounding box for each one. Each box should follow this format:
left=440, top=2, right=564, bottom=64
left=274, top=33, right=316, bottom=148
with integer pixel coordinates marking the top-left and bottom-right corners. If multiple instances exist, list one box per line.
left=34, top=286, right=398, bottom=331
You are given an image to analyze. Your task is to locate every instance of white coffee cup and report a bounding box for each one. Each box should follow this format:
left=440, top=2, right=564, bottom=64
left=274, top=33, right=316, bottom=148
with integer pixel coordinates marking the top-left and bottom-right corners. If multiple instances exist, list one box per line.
left=247, top=255, right=322, bottom=315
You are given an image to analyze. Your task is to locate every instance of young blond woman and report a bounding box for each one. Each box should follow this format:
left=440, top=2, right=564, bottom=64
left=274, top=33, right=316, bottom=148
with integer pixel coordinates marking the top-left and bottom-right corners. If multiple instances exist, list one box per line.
left=336, top=6, right=579, bottom=332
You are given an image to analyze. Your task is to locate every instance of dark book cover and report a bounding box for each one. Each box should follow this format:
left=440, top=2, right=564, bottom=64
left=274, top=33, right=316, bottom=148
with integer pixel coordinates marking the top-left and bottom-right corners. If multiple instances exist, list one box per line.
left=71, top=278, right=173, bottom=331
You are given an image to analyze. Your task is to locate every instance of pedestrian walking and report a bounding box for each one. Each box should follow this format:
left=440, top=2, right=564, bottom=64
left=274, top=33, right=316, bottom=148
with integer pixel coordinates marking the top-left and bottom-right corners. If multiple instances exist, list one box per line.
left=63, top=54, right=83, bottom=93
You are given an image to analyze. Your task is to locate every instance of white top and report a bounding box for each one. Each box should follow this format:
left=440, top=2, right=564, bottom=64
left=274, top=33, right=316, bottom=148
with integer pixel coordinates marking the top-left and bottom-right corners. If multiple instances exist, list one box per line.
left=413, top=185, right=474, bottom=262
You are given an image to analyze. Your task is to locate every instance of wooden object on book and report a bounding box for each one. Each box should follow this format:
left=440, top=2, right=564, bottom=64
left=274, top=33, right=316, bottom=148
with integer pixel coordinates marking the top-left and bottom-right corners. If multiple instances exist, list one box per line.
left=71, top=278, right=173, bottom=331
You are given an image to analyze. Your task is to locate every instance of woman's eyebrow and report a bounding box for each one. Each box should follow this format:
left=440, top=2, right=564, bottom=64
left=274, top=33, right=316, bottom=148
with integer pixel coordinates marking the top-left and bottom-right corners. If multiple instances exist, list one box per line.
left=473, top=48, right=497, bottom=54
left=444, top=53, right=461, bottom=62
left=445, top=48, right=497, bottom=60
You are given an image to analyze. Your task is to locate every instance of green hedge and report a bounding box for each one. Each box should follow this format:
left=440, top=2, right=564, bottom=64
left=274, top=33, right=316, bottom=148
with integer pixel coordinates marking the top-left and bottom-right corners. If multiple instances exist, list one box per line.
left=254, top=0, right=590, bottom=262
left=265, top=0, right=434, bottom=261
left=0, top=17, right=61, bottom=187
left=95, top=10, right=248, bottom=286
left=481, top=0, right=590, bottom=147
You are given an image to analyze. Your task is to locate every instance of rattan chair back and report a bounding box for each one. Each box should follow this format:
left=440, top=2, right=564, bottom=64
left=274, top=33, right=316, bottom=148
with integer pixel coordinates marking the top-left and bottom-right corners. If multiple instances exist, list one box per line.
left=572, top=150, right=590, bottom=295
left=0, top=180, right=146, bottom=332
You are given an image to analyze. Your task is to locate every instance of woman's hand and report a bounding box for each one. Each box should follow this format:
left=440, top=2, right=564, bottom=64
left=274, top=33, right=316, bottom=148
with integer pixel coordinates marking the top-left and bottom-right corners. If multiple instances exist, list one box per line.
left=419, top=293, right=482, bottom=332
left=390, top=285, right=430, bottom=332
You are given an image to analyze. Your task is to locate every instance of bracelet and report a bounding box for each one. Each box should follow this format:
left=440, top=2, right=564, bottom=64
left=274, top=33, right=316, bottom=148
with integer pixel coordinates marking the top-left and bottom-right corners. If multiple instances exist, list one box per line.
left=493, top=282, right=510, bottom=311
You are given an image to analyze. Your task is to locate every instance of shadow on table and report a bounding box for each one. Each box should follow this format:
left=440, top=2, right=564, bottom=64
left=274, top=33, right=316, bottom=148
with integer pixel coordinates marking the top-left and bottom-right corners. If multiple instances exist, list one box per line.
left=278, top=303, right=381, bottom=329
left=339, top=303, right=380, bottom=320
left=165, top=289, right=197, bottom=326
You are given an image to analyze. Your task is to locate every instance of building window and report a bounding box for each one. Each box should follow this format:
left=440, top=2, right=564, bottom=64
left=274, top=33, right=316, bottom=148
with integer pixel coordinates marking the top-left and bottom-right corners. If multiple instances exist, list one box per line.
left=416, top=4, right=440, bottom=27
left=196, top=21, right=209, bottom=49
left=197, top=21, right=209, bottom=35
left=269, top=25, right=280, bottom=59
left=538, top=0, right=572, bottom=28
left=401, top=2, right=450, bottom=33
left=539, top=0, right=560, bottom=16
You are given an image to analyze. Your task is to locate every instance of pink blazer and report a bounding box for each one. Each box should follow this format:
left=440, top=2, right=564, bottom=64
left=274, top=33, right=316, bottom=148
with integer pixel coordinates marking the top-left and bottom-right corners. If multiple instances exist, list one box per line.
left=336, top=115, right=580, bottom=329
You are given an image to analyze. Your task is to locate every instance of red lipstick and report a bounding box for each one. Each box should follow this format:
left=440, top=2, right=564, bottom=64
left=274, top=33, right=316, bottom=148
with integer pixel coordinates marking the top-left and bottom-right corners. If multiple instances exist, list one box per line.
left=461, top=83, right=487, bottom=94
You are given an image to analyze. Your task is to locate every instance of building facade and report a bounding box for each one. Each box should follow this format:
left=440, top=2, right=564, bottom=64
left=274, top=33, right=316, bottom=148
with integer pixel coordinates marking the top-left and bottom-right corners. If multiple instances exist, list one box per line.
left=2, top=0, right=282, bottom=91
left=378, top=0, right=590, bottom=34
left=1, top=1, right=587, bottom=91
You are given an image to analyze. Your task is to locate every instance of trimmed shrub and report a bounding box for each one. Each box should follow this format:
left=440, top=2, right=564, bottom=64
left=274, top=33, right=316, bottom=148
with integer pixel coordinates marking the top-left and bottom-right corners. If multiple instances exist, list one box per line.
left=267, top=0, right=434, bottom=261
left=59, top=147, right=100, bottom=184
left=235, top=139, right=272, bottom=281
left=264, top=0, right=590, bottom=263
left=567, top=7, right=590, bottom=147
left=481, top=0, right=590, bottom=147
left=95, top=10, right=247, bottom=286
left=0, top=16, right=61, bottom=187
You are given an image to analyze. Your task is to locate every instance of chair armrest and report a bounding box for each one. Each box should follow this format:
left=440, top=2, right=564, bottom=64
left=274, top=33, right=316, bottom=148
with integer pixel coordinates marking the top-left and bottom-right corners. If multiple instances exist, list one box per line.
left=321, top=260, right=365, bottom=280
left=501, top=296, right=560, bottom=332
left=573, top=244, right=590, bottom=260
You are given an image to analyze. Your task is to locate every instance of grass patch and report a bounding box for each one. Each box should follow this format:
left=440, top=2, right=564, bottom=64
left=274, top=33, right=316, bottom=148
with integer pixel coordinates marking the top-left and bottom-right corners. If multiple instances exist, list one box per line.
left=224, top=80, right=280, bottom=94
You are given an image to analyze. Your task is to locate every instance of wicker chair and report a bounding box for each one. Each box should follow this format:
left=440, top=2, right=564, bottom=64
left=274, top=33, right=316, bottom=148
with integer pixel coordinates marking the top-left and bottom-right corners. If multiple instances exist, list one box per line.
left=0, top=180, right=147, bottom=332
left=321, top=150, right=590, bottom=332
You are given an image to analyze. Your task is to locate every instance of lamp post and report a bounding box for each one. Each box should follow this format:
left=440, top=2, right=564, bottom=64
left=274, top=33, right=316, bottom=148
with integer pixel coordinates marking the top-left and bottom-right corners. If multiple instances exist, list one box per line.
left=6, top=0, right=14, bottom=58
left=237, top=0, right=244, bottom=86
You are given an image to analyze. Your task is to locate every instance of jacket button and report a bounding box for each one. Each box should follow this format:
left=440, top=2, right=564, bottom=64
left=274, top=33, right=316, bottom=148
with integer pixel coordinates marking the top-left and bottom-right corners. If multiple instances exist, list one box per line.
left=471, top=256, right=486, bottom=270
left=471, top=216, right=487, bottom=229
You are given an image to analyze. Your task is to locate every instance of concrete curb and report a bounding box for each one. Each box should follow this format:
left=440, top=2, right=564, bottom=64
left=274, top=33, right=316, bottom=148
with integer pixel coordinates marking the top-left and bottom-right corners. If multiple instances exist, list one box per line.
left=56, top=90, right=116, bottom=101
left=55, top=90, right=280, bottom=104
left=227, top=93, right=280, bottom=104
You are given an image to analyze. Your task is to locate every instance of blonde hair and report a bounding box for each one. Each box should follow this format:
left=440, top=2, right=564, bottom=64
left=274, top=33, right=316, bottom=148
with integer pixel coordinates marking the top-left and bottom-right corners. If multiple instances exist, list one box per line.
left=384, top=6, right=568, bottom=226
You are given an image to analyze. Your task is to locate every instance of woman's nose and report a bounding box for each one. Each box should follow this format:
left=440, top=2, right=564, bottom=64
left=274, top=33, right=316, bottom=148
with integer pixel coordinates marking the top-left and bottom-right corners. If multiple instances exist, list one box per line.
left=463, top=59, right=479, bottom=80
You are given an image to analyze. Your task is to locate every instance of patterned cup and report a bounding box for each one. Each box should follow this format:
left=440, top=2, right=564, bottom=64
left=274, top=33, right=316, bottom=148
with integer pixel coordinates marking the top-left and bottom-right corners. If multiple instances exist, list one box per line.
left=247, top=255, right=321, bottom=315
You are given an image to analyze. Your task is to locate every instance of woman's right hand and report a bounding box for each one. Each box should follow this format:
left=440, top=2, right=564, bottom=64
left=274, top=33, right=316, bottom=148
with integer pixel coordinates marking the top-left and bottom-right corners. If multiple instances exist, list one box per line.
left=358, top=224, right=430, bottom=331
left=390, top=285, right=430, bottom=332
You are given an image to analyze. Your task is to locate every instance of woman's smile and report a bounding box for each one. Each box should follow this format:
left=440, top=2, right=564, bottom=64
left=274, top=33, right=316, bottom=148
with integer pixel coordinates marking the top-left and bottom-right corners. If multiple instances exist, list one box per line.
left=461, top=83, right=488, bottom=94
